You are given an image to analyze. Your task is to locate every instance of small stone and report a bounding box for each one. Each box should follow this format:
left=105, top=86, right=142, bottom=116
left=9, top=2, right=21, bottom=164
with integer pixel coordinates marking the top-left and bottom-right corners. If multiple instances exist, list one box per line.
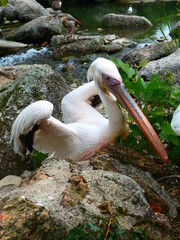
left=0, top=175, right=22, bottom=188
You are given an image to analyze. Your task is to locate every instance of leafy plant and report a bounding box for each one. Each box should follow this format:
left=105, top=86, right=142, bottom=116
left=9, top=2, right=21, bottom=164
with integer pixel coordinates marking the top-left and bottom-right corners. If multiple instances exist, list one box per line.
left=30, top=149, right=48, bottom=169
left=64, top=220, right=123, bottom=240
left=132, top=228, right=146, bottom=240
left=0, top=0, right=8, bottom=6
left=112, top=58, right=180, bottom=165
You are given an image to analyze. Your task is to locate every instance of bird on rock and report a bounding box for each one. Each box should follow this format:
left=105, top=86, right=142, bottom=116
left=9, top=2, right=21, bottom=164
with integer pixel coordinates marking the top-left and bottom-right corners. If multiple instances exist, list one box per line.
left=171, top=105, right=180, bottom=136
left=126, top=5, right=133, bottom=15
left=52, top=0, right=62, bottom=15
left=60, top=13, right=82, bottom=37
left=10, top=58, right=168, bottom=163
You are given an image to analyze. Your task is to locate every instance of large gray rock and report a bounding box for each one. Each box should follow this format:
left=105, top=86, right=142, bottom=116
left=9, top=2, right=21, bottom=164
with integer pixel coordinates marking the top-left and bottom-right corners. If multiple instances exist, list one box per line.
left=4, top=0, right=49, bottom=22
left=0, top=64, right=69, bottom=179
left=0, top=39, right=27, bottom=57
left=170, top=21, right=180, bottom=38
left=0, top=158, right=150, bottom=239
left=139, top=48, right=180, bottom=84
left=51, top=34, right=136, bottom=59
left=102, top=13, right=152, bottom=29
left=7, top=15, right=66, bottom=44
left=0, top=156, right=178, bottom=239
left=122, top=42, right=176, bottom=66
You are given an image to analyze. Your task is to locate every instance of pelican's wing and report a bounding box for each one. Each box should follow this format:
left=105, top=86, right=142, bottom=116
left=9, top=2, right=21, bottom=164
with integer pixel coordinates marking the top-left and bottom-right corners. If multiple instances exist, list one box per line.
left=10, top=100, right=77, bottom=157
left=61, top=81, right=106, bottom=124
left=10, top=100, right=54, bottom=155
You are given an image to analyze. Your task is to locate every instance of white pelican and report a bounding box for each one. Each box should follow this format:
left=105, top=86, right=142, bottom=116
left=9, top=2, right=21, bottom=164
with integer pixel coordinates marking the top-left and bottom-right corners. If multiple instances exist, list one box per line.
left=126, top=5, right=133, bottom=15
left=171, top=105, right=180, bottom=136
left=10, top=58, right=168, bottom=163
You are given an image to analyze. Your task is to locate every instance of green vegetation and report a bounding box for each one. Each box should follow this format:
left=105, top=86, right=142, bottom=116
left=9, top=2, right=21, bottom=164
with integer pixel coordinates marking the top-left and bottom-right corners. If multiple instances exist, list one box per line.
left=113, top=58, right=180, bottom=165
left=0, top=0, right=8, bottom=6
left=30, top=149, right=48, bottom=169
left=65, top=220, right=123, bottom=240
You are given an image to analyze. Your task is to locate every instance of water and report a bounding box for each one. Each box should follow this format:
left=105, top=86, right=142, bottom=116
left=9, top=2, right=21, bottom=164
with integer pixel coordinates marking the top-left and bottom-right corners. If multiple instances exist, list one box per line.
left=0, top=1, right=179, bottom=80
left=0, top=47, right=51, bottom=66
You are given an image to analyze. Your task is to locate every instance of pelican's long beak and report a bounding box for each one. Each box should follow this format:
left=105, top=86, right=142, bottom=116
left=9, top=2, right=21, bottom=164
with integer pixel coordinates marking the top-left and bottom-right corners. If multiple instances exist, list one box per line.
left=102, top=74, right=168, bottom=164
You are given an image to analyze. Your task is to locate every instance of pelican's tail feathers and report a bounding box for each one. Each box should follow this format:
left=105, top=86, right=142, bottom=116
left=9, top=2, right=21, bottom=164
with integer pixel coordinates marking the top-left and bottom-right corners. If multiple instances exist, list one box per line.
left=10, top=100, right=53, bottom=155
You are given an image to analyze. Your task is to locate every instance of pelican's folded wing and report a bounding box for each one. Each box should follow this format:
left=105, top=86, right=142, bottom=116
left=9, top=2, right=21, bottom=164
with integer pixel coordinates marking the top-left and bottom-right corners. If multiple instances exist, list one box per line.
left=10, top=100, right=54, bottom=155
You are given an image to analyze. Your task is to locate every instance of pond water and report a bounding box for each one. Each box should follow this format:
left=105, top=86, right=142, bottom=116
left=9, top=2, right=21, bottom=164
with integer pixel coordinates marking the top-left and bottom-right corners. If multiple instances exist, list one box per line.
left=0, top=1, right=179, bottom=81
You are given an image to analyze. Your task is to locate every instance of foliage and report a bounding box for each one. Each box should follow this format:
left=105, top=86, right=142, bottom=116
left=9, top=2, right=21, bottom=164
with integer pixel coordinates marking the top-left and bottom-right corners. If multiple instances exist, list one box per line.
left=0, top=0, right=8, bottom=6
left=132, top=228, right=146, bottom=240
left=65, top=220, right=123, bottom=240
left=112, top=58, right=180, bottom=165
left=30, top=149, right=48, bottom=169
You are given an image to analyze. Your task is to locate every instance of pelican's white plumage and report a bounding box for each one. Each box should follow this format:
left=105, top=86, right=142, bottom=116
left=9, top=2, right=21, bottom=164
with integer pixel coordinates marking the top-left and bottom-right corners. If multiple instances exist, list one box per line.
left=11, top=58, right=168, bottom=163
left=171, top=104, right=180, bottom=136
left=10, top=58, right=127, bottom=161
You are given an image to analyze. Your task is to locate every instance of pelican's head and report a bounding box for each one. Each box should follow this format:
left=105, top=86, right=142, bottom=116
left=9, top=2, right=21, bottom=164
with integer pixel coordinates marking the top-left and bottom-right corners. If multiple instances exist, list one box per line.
left=88, top=57, right=168, bottom=164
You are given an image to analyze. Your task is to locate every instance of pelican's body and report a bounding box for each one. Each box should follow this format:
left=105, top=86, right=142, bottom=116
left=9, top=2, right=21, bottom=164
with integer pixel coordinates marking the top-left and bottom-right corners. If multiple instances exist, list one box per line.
left=171, top=105, right=180, bottom=136
left=126, top=5, right=133, bottom=14
left=11, top=58, right=168, bottom=163
left=60, top=13, right=82, bottom=37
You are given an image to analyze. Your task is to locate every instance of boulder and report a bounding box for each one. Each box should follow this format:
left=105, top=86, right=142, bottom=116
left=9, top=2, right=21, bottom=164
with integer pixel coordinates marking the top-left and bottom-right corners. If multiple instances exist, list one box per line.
left=0, top=39, right=27, bottom=57
left=0, top=158, right=150, bottom=239
left=4, top=0, right=49, bottom=22
left=0, top=64, right=69, bottom=179
left=51, top=34, right=136, bottom=59
left=0, top=154, right=178, bottom=239
left=139, top=48, right=180, bottom=84
left=102, top=13, right=152, bottom=29
left=7, top=15, right=66, bottom=44
left=122, top=41, right=176, bottom=66
left=170, top=21, right=180, bottom=38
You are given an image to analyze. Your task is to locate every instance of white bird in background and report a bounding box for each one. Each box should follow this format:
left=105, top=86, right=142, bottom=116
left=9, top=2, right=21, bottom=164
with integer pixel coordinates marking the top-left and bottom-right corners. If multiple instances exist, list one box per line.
left=171, top=105, right=180, bottom=136
left=10, top=58, right=168, bottom=163
left=126, top=5, right=133, bottom=15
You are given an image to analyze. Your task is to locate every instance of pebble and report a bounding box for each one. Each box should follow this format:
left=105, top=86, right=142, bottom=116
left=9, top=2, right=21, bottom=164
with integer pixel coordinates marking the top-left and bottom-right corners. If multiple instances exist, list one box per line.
left=0, top=175, right=22, bottom=189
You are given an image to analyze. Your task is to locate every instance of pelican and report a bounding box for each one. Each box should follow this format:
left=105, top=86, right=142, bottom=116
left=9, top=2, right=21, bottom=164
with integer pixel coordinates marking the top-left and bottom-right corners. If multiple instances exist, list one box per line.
left=52, top=0, right=62, bottom=15
left=60, top=13, right=82, bottom=37
left=126, top=5, right=133, bottom=15
left=171, top=105, right=180, bottom=136
left=10, top=58, right=168, bottom=163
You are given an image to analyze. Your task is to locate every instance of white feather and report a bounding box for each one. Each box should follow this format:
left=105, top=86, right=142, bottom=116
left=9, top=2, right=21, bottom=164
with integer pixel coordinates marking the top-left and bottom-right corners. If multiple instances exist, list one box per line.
left=11, top=58, right=127, bottom=161
left=171, top=104, right=180, bottom=136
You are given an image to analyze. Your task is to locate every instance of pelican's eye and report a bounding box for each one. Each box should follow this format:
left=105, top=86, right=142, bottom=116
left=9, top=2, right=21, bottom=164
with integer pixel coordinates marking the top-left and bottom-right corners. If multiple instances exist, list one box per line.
left=104, top=75, right=110, bottom=81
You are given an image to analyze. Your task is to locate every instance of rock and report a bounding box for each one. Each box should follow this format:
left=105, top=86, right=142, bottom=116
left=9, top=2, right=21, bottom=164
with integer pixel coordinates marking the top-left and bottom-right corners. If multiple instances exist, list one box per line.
left=0, top=175, right=22, bottom=188
left=102, top=13, right=152, bottom=29
left=7, top=15, right=66, bottom=44
left=0, top=155, right=178, bottom=239
left=51, top=34, right=104, bottom=59
left=122, top=41, right=177, bottom=66
left=0, top=64, right=69, bottom=179
left=170, top=21, right=180, bottom=38
left=0, top=158, right=150, bottom=239
left=4, top=0, right=49, bottom=22
left=51, top=34, right=135, bottom=59
left=0, top=40, right=28, bottom=57
left=0, top=6, right=5, bottom=23
left=139, top=48, right=180, bottom=84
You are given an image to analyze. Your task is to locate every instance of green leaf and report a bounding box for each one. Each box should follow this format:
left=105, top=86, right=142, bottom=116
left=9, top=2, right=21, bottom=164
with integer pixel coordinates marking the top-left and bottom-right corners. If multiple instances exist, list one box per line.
left=139, top=58, right=149, bottom=67
left=112, top=58, right=135, bottom=79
